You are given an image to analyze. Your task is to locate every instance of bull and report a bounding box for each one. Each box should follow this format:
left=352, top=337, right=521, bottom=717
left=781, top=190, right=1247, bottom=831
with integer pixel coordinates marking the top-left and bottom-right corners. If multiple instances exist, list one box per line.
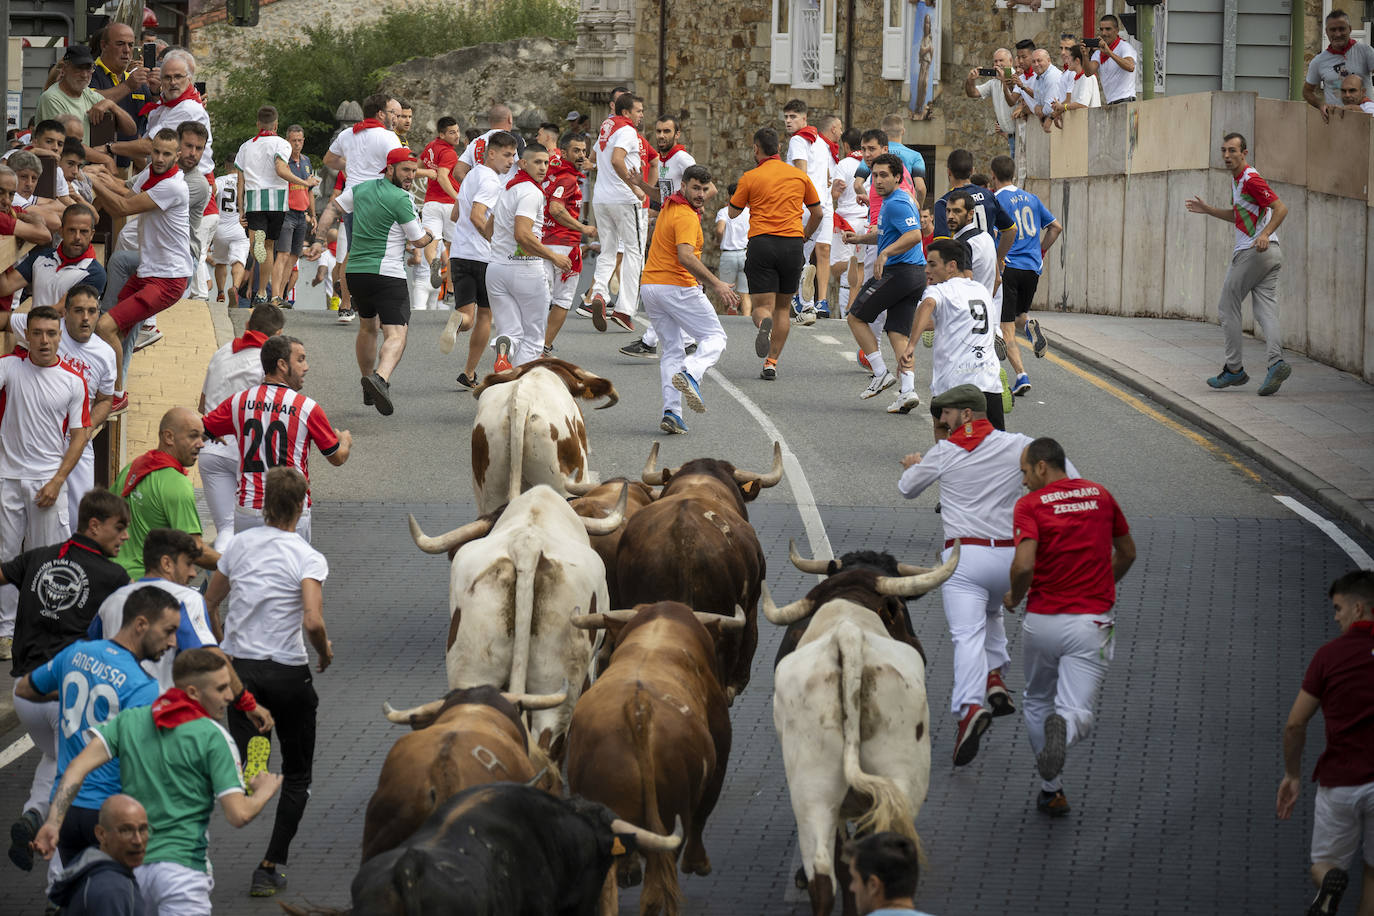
left=617, top=441, right=784, bottom=702
left=471, top=358, right=619, bottom=514
left=762, top=545, right=959, bottom=916
left=565, top=602, right=743, bottom=916
left=568, top=478, right=657, bottom=606
left=360, top=684, right=568, bottom=862
left=407, top=483, right=627, bottom=760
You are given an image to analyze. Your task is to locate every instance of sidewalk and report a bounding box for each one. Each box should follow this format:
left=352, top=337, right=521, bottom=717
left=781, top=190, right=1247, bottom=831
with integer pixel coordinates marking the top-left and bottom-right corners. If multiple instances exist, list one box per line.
left=1045, top=313, right=1374, bottom=540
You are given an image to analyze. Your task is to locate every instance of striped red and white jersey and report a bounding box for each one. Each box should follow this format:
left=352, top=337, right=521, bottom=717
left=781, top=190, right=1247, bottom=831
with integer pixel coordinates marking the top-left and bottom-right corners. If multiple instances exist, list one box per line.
left=202, top=383, right=339, bottom=509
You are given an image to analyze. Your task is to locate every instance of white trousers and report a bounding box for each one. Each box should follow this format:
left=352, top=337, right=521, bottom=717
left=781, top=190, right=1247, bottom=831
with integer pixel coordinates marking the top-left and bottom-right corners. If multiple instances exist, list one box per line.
left=199, top=446, right=239, bottom=553
left=0, top=477, right=71, bottom=636
left=408, top=259, right=439, bottom=312
left=487, top=260, right=551, bottom=366
left=1022, top=610, right=1115, bottom=791
left=939, top=544, right=1012, bottom=716
left=188, top=217, right=217, bottom=299
left=136, top=861, right=214, bottom=916
left=546, top=245, right=579, bottom=310
left=13, top=686, right=58, bottom=818
left=234, top=505, right=312, bottom=543
left=641, top=284, right=727, bottom=416
left=66, top=446, right=94, bottom=531
left=589, top=203, right=646, bottom=315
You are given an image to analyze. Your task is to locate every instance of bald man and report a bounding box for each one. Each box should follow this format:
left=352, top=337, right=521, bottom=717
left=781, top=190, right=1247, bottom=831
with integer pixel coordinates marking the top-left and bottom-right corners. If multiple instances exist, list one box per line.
left=1340, top=74, right=1374, bottom=115
left=48, top=794, right=149, bottom=914
left=453, top=103, right=524, bottom=183
left=112, top=407, right=218, bottom=578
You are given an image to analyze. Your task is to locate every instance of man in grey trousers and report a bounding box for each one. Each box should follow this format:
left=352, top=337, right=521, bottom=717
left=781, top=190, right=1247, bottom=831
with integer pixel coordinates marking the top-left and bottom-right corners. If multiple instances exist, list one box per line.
left=1185, top=131, right=1291, bottom=396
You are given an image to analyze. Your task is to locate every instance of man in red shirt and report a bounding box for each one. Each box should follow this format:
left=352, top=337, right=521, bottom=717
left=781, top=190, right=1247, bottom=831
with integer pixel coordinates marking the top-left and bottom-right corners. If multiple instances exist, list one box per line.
left=419, top=116, right=461, bottom=311
left=1003, top=437, right=1135, bottom=817
left=1277, top=570, right=1374, bottom=916
left=541, top=131, right=596, bottom=354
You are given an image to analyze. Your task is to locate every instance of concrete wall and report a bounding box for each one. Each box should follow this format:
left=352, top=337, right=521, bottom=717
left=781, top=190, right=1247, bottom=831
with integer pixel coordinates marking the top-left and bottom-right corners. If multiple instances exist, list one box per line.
left=1027, top=91, right=1374, bottom=382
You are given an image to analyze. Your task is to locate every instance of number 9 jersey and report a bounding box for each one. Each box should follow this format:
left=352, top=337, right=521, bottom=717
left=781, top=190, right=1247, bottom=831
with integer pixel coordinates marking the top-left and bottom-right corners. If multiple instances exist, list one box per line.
left=28, top=639, right=160, bottom=811
left=927, top=275, right=1002, bottom=397
left=202, top=383, right=340, bottom=511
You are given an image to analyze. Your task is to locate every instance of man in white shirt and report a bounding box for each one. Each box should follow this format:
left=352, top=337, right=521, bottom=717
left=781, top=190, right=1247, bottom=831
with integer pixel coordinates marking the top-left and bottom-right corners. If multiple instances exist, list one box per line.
left=451, top=103, right=523, bottom=184
left=1304, top=9, right=1374, bottom=122
left=211, top=159, right=250, bottom=307
left=783, top=100, right=839, bottom=323
left=830, top=127, right=868, bottom=319
left=964, top=49, right=1018, bottom=157
left=716, top=188, right=752, bottom=318
left=234, top=105, right=318, bottom=304
left=587, top=92, right=651, bottom=333
left=0, top=306, right=92, bottom=647
left=486, top=145, right=570, bottom=369
left=1085, top=15, right=1138, bottom=105
left=322, top=94, right=403, bottom=192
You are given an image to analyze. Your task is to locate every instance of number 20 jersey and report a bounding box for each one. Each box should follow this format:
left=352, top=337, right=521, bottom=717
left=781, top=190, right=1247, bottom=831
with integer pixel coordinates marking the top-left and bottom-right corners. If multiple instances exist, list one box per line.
left=928, top=276, right=1002, bottom=396
left=202, top=383, right=340, bottom=510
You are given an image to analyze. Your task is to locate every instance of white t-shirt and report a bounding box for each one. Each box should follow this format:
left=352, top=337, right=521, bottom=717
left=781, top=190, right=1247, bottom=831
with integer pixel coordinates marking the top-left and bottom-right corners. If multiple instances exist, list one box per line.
left=1093, top=40, right=1138, bottom=103
left=787, top=133, right=832, bottom=211
left=131, top=167, right=194, bottom=279
left=327, top=125, right=404, bottom=190
left=0, top=354, right=89, bottom=479
left=218, top=525, right=329, bottom=666
left=833, top=154, right=867, bottom=223
left=233, top=134, right=292, bottom=211
left=954, top=225, right=1002, bottom=315
left=656, top=148, right=696, bottom=201
left=145, top=99, right=214, bottom=174
left=9, top=314, right=115, bottom=418
left=976, top=78, right=1017, bottom=134
left=898, top=430, right=1046, bottom=541
left=925, top=276, right=1001, bottom=396
left=593, top=124, right=641, bottom=206
left=490, top=179, right=546, bottom=261
left=715, top=206, right=750, bottom=251
left=214, top=174, right=248, bottom=241
left=96, top=578, right=217, bottom=692
left=1068, top=71, right=1102, bottom=109
left=451, top=163, right=503, bottom=262
left=459, top=129, right=517, bottom=181
left=200, top=340, right=265, bottom=460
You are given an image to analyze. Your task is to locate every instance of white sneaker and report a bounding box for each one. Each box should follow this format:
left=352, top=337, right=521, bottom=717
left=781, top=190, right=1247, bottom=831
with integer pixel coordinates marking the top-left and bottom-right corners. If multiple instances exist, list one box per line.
left=795, top=307, right=817, bottom=327
left=860, top=371, right=896, bottom=399
left=886, top=389, right=921, bottom=414
left=439, top=310, right=464, bottom=354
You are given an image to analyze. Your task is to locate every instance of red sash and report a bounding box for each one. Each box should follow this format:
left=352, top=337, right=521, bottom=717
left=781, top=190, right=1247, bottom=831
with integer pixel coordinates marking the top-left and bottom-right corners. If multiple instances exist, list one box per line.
left=121, top=449, right=186, bottom=497
left=138, top=85, right=202, bottom=118
left=57, top=245, right=96, bottom=268
left=506, top=169, right=540, bottom=191
left=792, top=126, right=840, bottom=163
left=252, top=129, right=277, bottom=141
left=231, top=329, right=269, bottom=354
left=140, top=166, right=179, bottom=192
left=947, top=419, right=995, bottom=452
left=152, top=688, right=211, bottom=729
left=663, top=190, right=700, bottom=214
left=351, top=118, right=384, bottom=134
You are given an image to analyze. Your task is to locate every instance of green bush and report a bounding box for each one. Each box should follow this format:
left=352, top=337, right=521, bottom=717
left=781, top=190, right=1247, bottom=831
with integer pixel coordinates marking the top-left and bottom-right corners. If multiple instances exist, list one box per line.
left=206, top=0, right=575, bottom=159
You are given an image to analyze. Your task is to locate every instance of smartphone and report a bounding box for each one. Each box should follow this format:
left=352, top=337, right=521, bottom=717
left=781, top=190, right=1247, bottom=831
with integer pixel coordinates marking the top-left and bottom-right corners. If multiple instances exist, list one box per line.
left=1003, top=66, right=1014, bottom=78
left=142, top=42, right=157, bottom=69
left=978, top=67, right=999, bottom=77
left=194, top=81, right=206, bottom=96
left=1083, top=37, right=1101, bottom=48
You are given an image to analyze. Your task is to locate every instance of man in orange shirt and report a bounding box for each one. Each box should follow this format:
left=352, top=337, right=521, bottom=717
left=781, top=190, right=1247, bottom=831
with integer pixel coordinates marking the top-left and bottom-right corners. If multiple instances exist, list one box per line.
left=729, top=127, right=822, bottom=380
left=641, top=164, right=739, bottom=434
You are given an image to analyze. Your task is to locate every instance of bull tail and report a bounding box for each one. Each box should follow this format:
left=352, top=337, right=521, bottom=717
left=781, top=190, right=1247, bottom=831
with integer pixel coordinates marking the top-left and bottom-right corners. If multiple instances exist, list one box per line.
left=507, top=382, right=529, bottom=504
left=507, top=537, right=539, bottom=699
left=629, top=688, right=683, bottom=916
left=835, top=621, right=924, bottom=862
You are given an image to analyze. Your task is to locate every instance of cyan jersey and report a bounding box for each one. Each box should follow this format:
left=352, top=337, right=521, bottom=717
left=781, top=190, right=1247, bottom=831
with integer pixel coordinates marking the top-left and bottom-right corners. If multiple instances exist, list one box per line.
left=876, top=189, right=926, bottom=266
left=995, top=185, right=1057, bottom=273
left=29, top=639, right=160, bottom=810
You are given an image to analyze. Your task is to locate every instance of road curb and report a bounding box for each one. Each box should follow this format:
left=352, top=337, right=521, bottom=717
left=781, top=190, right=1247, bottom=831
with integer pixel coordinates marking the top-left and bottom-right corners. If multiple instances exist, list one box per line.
left=1051, top=336, right=1374, bottom=543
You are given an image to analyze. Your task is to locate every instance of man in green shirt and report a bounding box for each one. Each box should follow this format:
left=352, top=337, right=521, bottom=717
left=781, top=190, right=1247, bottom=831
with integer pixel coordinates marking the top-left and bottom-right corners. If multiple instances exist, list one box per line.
left=35, top=45, right=135, bottom=146
left=34, top=647, right=282, bottom=914
left=315, top=146, right=432, bottom=417
left=114, top=407, right=218, bottom=579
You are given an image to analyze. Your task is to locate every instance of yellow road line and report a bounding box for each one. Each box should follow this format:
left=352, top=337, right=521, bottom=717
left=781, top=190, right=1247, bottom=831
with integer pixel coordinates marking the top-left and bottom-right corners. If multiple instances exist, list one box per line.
left=1044, top=352, right=1262, bottom=483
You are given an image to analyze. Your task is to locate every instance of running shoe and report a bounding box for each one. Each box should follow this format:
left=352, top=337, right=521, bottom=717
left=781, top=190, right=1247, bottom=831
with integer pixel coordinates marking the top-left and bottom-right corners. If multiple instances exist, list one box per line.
left=327, top=295, right=340, bottom=311
left=994, top=334, right=1007, bottom=361
left=591, top=293, right=608, bottom=332
left=1307, top=867, right=1348, bottom=916
left=362, top=372, right=393, bottom=416
left=953, top=705, right=992, bottom=767
left=1012, top=373, right=1031, bottom=396
left=439, top=310, right=465, bottom=354
left=1026, top=318, right=1048, bottom=358
left=760, top=362, right=777, bottom=381
left=1000, top=367, right=1014, bottom=415
left=542, top=345, right=554, bottom=356
left=790, top=292, right=803, bottom=317
left=857, top=349, right=871, bottom=371
left=8, top=808, right=41, bottom=871
left=429, top=256, right=445, bottom=289
left=660, top=411, right=689, bottom=434
left=109, top=392, right=130, bottom=416
left=754, top=318, right=773, bottom=359
left=250, top=863, right=288, bottom=897
left=684, top=342, right=698, bottom=356
left=360, top=378, right=374, bottom=407
left=886, top=389, right=921, bottom=414
left=795, top=307, right=817, bottom=327
left=814, top=298, right=830, bottom=319
left=609, top=272, right=621, bottom=297
left=860, top=371, right=896, bottom=399
left=493, top=337, right=513, bottom=374
left=921, top=330, right=934, bottom=348
left=1037, top=713, right=1067, bottom=781
left=609, top=311, right=636, bottom=332
left=1257, top=360, right=1291, bottom=397
left=1037, top=789, right=1070, bottom=818
left=619, top=339, right=657, bottom=359
left=1206, top=365, right=1249, bottom=389
left=216, top=292, right=225, bottom=303
left=672, top=371, right=705, bottom=413
left=456, top=372, right=478, bottom=389
left=575, top=303, right=594, bottom=319
left=242, top=735, right=270, bottom=789
left=986, top=670, right=1015, bottom=717
left=0, top=636, right=10, bottom=660
left=336, top=309, right=356, bottom=324
left=134, top=328, right=163, bottom=352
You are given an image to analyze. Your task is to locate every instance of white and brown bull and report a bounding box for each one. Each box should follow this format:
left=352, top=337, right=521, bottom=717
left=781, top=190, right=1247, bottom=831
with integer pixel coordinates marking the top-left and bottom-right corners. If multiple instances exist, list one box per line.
left=407, top=483, right=626, bottom=760
left=763, top=545, right=960, bottom=916
left=471, top=358, right=618, bottom=514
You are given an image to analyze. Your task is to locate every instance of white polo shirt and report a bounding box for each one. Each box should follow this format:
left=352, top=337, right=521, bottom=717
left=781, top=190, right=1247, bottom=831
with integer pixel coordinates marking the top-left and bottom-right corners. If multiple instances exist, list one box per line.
left=1093, top=39, right=1138, bottom=103
left=218, top=525, right=329, bottom=666
left=593, top=122, right=641, bottom=206
left=451, top=163, right=503, bottom=262
left=0, top=354, right=90, bottom=480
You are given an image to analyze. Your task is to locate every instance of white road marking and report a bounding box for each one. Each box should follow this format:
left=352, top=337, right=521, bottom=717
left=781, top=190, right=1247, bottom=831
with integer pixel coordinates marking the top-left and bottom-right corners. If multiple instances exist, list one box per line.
left=0, top=735, right=35, bottom=770
left=1273, top=496, right=1374, bottom=566
left=813, top=334, right=843, bottom=346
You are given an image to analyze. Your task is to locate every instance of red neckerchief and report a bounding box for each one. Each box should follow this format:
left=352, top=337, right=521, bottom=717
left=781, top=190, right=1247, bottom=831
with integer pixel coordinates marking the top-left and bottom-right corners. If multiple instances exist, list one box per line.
left=792, top=125, right=840, bottom=163
left=56, top=535, right=104, bottom=559
left=1327, top=41, right=1353, bottom=56
left=547, top=148, right=563, bottom=169
left=252, top=129, right=276, bottom=141
left=352, top=117, right=385, bottom=134
left=848, top=150, right=862, bottom=160
left=1349, top=620, right=1374, bottom=635
left=231, top=329, right=268, bottom=354
left=599, top=115, right=636, bottom=151
left=138, top=84, right=202, bottom=118
left=1022, top=67, right=1034, bottom=79
left=326, top=241, right=337, bottom=256
left=834, top=212, right=855, bottom=233
left=506, top=169, right=540, bottom=191
left=660, top=144, right=686, bottom=163
left=1074, top=70, right=1085, bottom=81
left=947, top=419, right=996, bottom=452
left=663, top=190, right=700, bottom=214
left=57, top=244, right=96, bottom=268
left=759, top=154, right=781, bottom=164
left=152, top=688, right=212, bottom=729
left=121, top=449, right=187, bottom=497
left=140, top=165, right=179, bottom=192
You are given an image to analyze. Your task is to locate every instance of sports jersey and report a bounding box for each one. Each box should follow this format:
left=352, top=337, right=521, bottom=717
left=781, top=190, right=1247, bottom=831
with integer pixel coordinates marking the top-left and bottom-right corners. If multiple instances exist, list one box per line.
left=730, top=157, right=820, bottom=238
left=94, top=578, right=216, bottom=691
left=287, top=153, right=314, bottom=212
left=899, top=429, right=1046, bottom=540
left=1301, top=620, right=1374, bottom=787
left=218, top=525, right=328, bottom=666
left=925, top=276, right=1001, bottom=395
left=932, top=183, right=1012, bottom=239
left=15, top=244, right=106, bottom=309
left=715, top=205, right=749, bottom=251
left=594, top=119, right=642, bottom=205
left=489, top=176, right=546, bottom=261
left=1013, top=477, right=1130, bottom=616
left=8, top=313, right=116, bottom=415
left=867, top=165, right=915, bottom=228
left=144, top=96, right=214, bottom=175
left=327, top=124, right=404, bottom=190
left=0, top=354, right=89, bottom=479
left=335, top=179, right=425, bottom=278
left=875, top=189, right=925, bottom=266
left=541, top=161, right=585, bottom=247
left=460, top=129, right=523, bottom=181
left=29, top=638, right=159, bottom=810
left=954, top=224, right=1002, bottom=311
left=833, top=153, right=867, bottom=224
left=1230, top=166, right=1280, bottom=253
left=214, top=173, right=244, bottom=228
left=201, top=383, right=340, bottom=510
left=994, top=185, right=1057, bottom=273
left=655, top=146, right=695, bottom=202
left=421, top=138, right=459, bottom=205
left=199, top=335, right=266, bottom=464
left=233, top=132, right=292, bottom=212
left=1092, top=38, right=1138, bottom=103
left=130, top=166, right=193, bottom=279
left=451, top=163, right=502, bottom=262
left=111, top=461, right=203, bottom=579
left=642, top=195, right=703, bottom=288
left=92, top=704, right=244, bottom=872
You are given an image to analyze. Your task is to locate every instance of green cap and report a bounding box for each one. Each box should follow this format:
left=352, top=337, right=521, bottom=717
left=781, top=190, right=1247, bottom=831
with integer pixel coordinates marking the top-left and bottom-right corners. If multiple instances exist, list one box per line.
left=930, top=384, right=987, bottom=413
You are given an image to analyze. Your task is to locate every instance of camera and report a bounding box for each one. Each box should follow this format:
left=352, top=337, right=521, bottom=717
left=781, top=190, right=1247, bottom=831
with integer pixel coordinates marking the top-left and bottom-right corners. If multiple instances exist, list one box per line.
left=977, top=67, right=999, bottom=76
left=1083, top=37, right=1101, bottom=48
left=142, top=42, right=157, bottom=69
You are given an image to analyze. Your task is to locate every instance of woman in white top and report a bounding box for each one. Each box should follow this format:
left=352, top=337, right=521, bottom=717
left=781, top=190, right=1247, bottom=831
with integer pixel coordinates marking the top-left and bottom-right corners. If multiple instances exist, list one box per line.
left=1052, top=45, right=1102, bottom=127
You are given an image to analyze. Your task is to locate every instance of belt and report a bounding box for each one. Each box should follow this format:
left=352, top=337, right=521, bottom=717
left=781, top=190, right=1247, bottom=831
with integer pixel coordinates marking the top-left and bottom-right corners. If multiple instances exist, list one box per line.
left=946, top=537, right=1014, bottom=548
left=1107, top=97, right=1136, bottom=105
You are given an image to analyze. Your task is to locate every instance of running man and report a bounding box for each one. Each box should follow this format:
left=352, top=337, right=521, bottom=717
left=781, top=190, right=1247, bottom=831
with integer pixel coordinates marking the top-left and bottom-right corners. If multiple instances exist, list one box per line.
left=782, top=101, right=839, bottom=323
left=542, top=131, right=597, bottom=354
left=830, top=127, right=868, bottom=318
left=989, top=154, right=1060, bottom=397
left=588, top=92, right=652, bottom=333
left=417, top=116, right=462, bottom=311
left=210, top=157, right=249, bottom=307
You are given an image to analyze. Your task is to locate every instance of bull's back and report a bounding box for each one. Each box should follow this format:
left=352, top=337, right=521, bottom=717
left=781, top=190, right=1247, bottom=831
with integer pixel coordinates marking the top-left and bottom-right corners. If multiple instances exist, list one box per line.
left=617, top=496, right=760, bottom=609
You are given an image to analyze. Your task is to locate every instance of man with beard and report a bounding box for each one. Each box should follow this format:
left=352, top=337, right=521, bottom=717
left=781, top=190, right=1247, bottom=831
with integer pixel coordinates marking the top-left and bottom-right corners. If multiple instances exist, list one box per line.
left=541, top=131, right=597, bottom=354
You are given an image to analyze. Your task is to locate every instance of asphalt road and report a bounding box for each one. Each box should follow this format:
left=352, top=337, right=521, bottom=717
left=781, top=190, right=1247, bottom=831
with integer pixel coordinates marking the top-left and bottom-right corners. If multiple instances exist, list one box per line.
left=2, top=307, right=1370, bottom=915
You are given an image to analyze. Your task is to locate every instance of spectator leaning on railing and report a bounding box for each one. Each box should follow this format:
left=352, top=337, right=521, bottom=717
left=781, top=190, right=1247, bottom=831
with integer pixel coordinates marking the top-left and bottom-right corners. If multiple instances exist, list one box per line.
left=964, top=49, right=1018, bottom=158
left=1052, top=44, right=1102, bottom=124
left=1085, top=15, right=1137, bottom=105
left=1303, top=8, right=1374, bottom=123
left=1339, top=73, right=1374, bottom=114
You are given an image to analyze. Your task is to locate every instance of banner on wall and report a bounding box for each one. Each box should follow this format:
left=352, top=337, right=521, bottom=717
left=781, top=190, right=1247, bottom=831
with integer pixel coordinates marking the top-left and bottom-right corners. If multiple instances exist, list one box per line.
left=908, top=0, right=941, bottom=120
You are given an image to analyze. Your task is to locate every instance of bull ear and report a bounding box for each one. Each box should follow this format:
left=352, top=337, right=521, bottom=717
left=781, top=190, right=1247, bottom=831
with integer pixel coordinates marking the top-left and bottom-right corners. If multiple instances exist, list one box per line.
left=738, top=478, right=760, bottom=501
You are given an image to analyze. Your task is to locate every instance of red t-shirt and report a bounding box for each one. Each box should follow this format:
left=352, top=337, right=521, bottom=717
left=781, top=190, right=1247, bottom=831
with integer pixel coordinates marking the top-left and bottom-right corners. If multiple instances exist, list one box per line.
left=1301, top=620, right=1374, bottom=787
left=1013, top=477, right=1129, bottom=616
left=421, top=138, right=459, bottom=206
left=541, top=162, right=584, bottom=247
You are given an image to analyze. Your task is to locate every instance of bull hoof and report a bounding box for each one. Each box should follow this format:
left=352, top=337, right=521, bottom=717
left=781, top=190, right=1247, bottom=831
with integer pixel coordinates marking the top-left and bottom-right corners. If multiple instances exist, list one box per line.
left=681, top=856, right=711, bottom=877
left=794, top=865, right=808, bottom=890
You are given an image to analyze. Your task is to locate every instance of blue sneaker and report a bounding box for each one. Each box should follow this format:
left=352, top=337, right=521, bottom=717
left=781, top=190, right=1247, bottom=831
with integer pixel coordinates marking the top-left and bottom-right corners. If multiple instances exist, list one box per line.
left=1022, top=322, right=1034, bottom=344
left=1206, top=365, right=1249, bottom=389
left=790, top=292, right=803, bottom=317
left=672, top=371, right=705, bottom=413
left=1012, top=373, right=1031, bottom=396
left=814, top=298, right=830, bottom=319
left=660, top=411, right=689, bottom=434
left=1257, top=360, right=1291, bottom=397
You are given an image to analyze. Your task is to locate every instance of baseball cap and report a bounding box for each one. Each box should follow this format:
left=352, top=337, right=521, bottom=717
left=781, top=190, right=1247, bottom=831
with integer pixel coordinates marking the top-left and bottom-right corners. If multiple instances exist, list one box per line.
left=384, top=147, right=418, bottom=170
left=565, top=110, right=582, bottom=122
left=929, top=384, right=987, bottom=413
left=62, top=45, right=96, bottom=67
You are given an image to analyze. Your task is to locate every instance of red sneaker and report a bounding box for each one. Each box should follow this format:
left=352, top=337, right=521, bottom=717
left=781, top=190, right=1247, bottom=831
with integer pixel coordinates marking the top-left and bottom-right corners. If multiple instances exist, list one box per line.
left=109, top=392, right=129, bottom=416
left=591, top=294, right=608, bottom=332
left=953, top=705, right=992, bottom=767
left=986, top=670, right=1015, bottom=717
left=857, top=349, right=871, bottom=371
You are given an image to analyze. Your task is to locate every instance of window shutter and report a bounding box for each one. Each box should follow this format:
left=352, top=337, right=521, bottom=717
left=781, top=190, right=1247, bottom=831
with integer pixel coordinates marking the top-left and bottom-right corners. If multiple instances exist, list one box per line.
left=881, top=0, right=906, bottom=80
left=770, top=0, right=793, bottom=85
left=819, top=0, right=837, bottom=85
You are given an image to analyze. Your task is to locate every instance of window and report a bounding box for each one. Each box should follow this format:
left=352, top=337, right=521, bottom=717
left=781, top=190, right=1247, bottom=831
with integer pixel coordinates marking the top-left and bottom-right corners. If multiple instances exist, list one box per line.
left=770, top=0, right=836, bottom=88
left=882, top=0, right=908, bottom=79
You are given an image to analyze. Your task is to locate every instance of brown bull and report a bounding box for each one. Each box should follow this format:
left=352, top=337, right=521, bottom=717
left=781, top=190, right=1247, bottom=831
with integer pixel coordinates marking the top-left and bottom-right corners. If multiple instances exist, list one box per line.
left=360, top=684, right=566, bottom=863
left=569, top=477, right=657, bottom=606
left=565, top=602, right=743, bottom=916
left=615, top=442, right=784, bottom=702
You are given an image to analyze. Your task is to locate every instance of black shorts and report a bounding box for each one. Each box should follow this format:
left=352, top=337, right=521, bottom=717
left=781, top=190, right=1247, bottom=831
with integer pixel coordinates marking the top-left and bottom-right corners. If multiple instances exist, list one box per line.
left=848, top=262, right=926, bottom=335
left=930, top=388, right=1006, bottom=431
left=344, top=272, right=410, bottom=325
left=246, top=209, right=287, bottom=241
left=744, top=234, right=804, bottom=296
left=1001, top=266, right=1040, bottom=322
left=451, top=257, right=490, bottom=310
left=280, top=210, right=308, bottom=256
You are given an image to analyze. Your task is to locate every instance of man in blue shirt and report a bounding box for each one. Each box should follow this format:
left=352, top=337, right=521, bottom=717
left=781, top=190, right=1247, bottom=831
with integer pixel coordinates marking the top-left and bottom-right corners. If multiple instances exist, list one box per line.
left=845, top=831, right=938, bottom=915
left=930, top=148, right=1015, bottom=247
left=12, top=586, right=178, bottom=874
left=990, top=154, right=1061, bottom=397
left=839, top=153, right=925, bottom=415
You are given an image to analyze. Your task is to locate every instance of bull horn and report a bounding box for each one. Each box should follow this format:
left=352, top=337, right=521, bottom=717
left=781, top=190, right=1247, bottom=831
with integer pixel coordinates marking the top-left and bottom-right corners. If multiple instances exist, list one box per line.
left=382, top=697, right=446, bottom=724
left=580, top=482, right=627, bottom=536
left=564, top=476, right=599, bottom=496
left=569, top=608, right=640, bottom=629
left=407, top=513, right=493, bottom=555
left=525, top=766, right=550, bottom=787
left=874, top=541, right=961, bottom=597
left=760, top=581, right=814, bottom=626
left=733, top=441, right=784, bottom=488
left=640, top=441, right=679, bottom=486
left=502, top=680, right=569, bottom=711
left=788, top=539, right=834, bottom=575
left=610, top=819, right=681, bottom=853
left=593, top=384, right=619, bottom=410
left=693, top=605, right=746, bottom=631
left=895, top=563, right=936, bottom=576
